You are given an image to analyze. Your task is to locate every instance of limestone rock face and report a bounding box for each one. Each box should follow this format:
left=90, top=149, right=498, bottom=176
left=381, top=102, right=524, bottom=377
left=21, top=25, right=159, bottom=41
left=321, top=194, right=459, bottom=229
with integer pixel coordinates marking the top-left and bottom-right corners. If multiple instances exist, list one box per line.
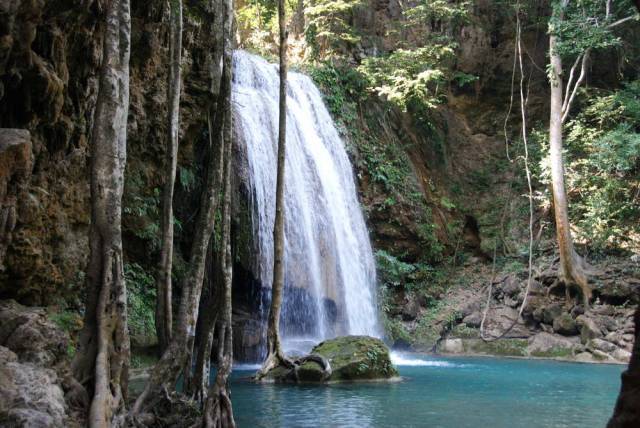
left=528, top=332, right=580, bottom=358
left=0, top=351, right=67, bottom=427
left=0, top=129, right=32, bottom=274
left=440, top=338, right=464, bottom=354
left=0, top=301, right=73, bottom=426
left=0, top=300, right=69, bottom=368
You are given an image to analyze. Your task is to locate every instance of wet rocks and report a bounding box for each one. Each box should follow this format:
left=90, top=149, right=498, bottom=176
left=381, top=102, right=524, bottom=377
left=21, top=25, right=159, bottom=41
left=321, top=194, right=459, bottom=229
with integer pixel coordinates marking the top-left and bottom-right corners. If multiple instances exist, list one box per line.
left=553, top=313, right=578, bottom=336
left=303, top=336, right=398, bottom=382
left=266, top=336, right=399, bottom=383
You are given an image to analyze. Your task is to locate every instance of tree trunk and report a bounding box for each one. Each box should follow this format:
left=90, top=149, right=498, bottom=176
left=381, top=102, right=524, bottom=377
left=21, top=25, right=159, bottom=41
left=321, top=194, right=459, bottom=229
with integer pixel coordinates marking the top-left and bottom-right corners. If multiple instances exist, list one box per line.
left=156, top=0, right=183, bottom=354
left=607, top=307, right=640, bottom=427
left=131, top=0, right=227, bottom=415
left=72, top=0, right=131, bottom=426
left=257, top=0, right=291, bottom=379
left=548, top=31, right=590, bottom=306
left=202, top=18, right=235, bottom=422
left=191, top=237, right=221, bottom=401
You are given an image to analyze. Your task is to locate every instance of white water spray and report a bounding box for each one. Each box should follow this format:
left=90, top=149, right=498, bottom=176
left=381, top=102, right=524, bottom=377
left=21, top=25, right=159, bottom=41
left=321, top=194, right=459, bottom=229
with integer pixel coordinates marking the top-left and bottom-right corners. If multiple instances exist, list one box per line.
left=232, top=51, right=379, bottom=351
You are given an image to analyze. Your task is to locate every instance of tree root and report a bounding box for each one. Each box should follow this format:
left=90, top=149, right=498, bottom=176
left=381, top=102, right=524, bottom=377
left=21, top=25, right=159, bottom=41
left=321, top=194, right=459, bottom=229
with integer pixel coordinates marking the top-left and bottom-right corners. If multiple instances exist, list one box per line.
left=292, top=353, right=332, bottom=382
left=202, top=383, right=235, bottom=428
left=255, top=351, right=332, bottom=383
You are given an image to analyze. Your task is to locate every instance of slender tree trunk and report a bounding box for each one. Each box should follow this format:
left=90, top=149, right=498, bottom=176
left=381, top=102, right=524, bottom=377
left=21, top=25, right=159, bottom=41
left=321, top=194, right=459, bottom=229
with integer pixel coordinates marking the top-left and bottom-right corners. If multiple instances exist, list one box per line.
left=131, top=0, right=228, bottom=414
left=257, top=0, right=291, bottom=379
left=156, top=0, right=183, bottom=354
left=72, top=0, right=131, bottom=426
left=548, top=30, right=590, bottom=306
left=202, top=23, right=235, bottom=422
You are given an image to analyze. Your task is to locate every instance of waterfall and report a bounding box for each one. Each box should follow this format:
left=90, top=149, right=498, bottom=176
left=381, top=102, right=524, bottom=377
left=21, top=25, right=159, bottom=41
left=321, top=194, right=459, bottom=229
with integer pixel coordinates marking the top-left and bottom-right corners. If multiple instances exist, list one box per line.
left=232, top=51, right=379, bottom=353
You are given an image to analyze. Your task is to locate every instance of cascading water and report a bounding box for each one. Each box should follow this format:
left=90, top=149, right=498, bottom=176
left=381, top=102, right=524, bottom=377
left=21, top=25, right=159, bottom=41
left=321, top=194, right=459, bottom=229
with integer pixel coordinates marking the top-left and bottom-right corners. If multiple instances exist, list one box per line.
left=232, top=51, right=379, bottom=354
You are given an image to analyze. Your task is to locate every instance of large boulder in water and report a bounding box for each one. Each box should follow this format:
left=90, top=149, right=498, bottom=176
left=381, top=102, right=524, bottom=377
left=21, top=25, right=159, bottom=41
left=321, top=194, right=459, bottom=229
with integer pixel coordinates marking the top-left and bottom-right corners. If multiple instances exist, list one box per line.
left=266, top=336, right=399, bottom=383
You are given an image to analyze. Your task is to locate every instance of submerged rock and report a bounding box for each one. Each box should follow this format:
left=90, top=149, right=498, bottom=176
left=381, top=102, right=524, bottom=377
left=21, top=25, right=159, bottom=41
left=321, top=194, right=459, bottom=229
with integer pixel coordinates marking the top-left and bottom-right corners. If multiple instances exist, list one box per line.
left=265, top=336, right=399, bottom=383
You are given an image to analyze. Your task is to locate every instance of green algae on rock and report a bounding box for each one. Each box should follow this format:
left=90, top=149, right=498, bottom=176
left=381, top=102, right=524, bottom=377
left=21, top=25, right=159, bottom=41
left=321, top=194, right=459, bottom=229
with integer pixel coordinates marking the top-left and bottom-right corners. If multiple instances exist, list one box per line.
left=263, top=336, right=399, bottom=383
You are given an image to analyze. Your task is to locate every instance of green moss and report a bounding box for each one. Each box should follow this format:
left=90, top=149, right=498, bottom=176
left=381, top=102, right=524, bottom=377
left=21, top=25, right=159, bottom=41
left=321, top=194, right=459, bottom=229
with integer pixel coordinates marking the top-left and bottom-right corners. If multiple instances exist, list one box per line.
left=463, top=339, right=529, bottom=357
left=450, top=324, right=479, bottom=339
left=266, top=336, right=398, bottom=383
left=383, top=316, right=412, bottom=345
left=530, top=346, right=574, bottom=359
left=130, top=352, right=159, bottom=369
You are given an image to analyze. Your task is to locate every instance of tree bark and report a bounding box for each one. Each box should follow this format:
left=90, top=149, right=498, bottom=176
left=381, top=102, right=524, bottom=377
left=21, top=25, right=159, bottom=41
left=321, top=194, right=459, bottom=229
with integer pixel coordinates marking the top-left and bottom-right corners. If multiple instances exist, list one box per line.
left=156, top=0, right=183, bottom=354
left=257, top=0, right=292, bottom=379
left=131, top=0, right=227, bottom=415
left=191, top=237, right=221, bottom=401
left=607, top=307, right=640, bottom=428
left=71, top=0, right=131, bottom=426
left=548, top=23, right=590, bottom=306
left=202, top=18, right=235, bottom=421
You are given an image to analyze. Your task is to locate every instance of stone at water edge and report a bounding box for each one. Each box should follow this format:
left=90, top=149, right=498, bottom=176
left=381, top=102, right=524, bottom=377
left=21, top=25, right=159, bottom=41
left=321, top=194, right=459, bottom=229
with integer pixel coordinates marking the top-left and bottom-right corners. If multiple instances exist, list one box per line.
left=304, top=336, right=399, bottom=381
left=266, top=336, right=399, bottom=382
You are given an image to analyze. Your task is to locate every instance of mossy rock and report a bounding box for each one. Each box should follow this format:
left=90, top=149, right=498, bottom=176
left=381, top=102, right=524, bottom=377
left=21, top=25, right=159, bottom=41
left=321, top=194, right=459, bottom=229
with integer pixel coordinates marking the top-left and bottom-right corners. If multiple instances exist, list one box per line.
left=462, top=338, right=529, bottom=357
left=265, top=336, right=399, bottom=383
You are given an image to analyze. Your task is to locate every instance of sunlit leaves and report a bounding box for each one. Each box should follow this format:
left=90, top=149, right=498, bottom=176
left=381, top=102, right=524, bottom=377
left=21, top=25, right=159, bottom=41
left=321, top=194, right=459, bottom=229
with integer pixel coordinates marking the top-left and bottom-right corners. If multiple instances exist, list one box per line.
left=550, top=0, right=637, bottom=58
left=358, top=46, right=454, bottom=111
left=305, top=0, right=363, bottom=57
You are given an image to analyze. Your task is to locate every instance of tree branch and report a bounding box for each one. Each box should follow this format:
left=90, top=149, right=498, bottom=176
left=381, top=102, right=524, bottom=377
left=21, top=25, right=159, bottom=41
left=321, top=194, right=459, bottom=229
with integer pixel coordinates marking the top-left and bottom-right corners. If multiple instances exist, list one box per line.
left=562, top=54, right=582, bottom=111
left=607, top=14, right=637, bottom=28
left=561, top=48, right=590, bottom=124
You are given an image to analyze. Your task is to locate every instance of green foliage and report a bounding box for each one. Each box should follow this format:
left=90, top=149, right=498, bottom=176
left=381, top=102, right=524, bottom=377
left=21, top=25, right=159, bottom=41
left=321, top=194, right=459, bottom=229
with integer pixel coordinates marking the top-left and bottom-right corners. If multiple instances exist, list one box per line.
left=358, top=46, right=452, bottom=112
left=124, top=263, right=157, bottom=340
left=308, top=63, right=366, bottom=123
left=536, top=81, right=640, bottom=249
left=357, top=0, right=470, bottom=113
left=305, top=0, right=363, bottom=58
left=179, top=166, right=197, bottom=192
left=131, top=352, right=158, bottom=369
left=550, top=0, right=637, bottom=58
left=376, top=250, right=417, bottom=287
left=50, top=309, right=83, bottom=358
left=51, top=310, right=82, bottom=335
left=236, top=0, right=295, bottom=56
left=382, top=316, right=412, bottom=344
left=123, top=172, right=161, bottom=250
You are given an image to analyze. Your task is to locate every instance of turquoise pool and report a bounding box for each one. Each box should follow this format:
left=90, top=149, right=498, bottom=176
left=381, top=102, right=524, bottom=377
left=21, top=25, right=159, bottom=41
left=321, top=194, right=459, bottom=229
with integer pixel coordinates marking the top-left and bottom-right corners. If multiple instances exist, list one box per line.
left=229, top=354, right=624, bottom=427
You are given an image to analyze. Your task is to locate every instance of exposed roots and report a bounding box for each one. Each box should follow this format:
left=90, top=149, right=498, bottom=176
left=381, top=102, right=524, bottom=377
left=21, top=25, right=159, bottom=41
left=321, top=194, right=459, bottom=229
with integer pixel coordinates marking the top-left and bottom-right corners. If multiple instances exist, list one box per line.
left=255, top=351, right=332, bottom=383
left=292, top=353, right=332, bottom=382
left=255, top=350, right=294, bottom=381
left=202, top=382, right=235, bottom=428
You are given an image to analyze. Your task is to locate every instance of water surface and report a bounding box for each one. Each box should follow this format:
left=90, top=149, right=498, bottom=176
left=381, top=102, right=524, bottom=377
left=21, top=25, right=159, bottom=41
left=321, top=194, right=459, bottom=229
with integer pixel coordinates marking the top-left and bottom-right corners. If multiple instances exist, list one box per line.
left=230, top=354, right=624, bottom=428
